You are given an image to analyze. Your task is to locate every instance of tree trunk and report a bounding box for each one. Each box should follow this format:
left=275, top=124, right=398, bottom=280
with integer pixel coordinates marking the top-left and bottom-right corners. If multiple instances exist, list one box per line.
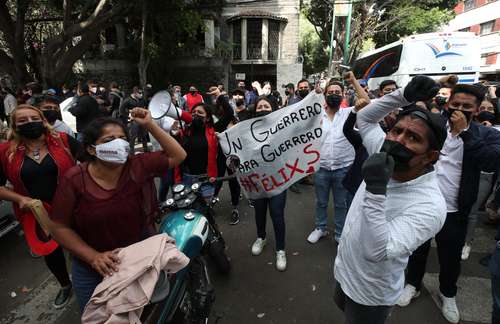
left=138, top=0, right=149, bottom=96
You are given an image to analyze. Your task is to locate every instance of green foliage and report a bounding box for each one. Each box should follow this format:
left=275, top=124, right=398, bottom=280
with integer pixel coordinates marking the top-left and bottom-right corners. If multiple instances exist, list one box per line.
left=299, top=13, right=328, bottom=75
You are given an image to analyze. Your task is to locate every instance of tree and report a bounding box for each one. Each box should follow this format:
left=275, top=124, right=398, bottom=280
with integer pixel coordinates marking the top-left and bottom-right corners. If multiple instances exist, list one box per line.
left=0, top=0, right=133, bottom=87
left=299, top=13, right=328, bottom=75
left=302, top=0, right=458, bottom=67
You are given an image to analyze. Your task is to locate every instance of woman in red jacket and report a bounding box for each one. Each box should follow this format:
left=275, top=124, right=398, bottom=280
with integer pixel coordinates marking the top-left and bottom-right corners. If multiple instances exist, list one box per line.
left=0, top=104, right=80, bottom=308
left=175, top=103, right=219, bottom=198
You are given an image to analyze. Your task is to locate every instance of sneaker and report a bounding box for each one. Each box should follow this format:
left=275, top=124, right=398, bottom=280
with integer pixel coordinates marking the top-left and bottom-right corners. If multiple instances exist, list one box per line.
left=53, top=285, right=72, bottom=309
left=396, top=284, right=420, bottom=307
left=229, top=209, right=240, bottom=225
left=439, top=293, right=460, bottom=323
left=276, top=250, right=287, bottom=271
left=251, top=238, right=267, bottom=256
left=461, top=242, right=472, bottom=261
left=307, top=228, right=328, bottom=244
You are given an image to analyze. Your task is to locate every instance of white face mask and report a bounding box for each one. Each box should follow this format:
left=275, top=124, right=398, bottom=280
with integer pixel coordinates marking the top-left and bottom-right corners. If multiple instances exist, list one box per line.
left=94, top=138, right=130, bottom=164
left=262, top=88, right=271, bottom=96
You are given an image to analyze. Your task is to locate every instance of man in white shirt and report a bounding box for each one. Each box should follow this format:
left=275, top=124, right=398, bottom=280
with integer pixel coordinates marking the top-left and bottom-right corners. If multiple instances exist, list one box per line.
left=307, top=81, right=355, bottom=244
left=2, top=88, right=17, bottom=125
left=334, top=76, right=448, bottom=324
left=398, top=84, right=500, bottom=323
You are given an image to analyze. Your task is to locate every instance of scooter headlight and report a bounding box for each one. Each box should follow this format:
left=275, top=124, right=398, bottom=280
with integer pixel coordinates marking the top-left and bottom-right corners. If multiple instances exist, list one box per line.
left=173, top=184, right=185, bottom=194
left=191, top=183, right=200, bottom=191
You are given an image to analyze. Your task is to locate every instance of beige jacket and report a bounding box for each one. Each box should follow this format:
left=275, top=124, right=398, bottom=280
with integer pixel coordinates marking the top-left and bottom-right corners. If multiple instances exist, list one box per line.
left=82, top=234, right=189, bottom=324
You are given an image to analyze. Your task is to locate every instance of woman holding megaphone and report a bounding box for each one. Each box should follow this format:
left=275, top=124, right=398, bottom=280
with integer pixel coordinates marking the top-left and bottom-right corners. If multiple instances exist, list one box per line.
left=0, top=104, right=82, bottom=309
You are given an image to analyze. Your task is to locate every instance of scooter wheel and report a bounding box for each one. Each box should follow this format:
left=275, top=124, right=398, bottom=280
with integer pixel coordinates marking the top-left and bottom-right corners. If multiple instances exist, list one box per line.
left=208, top=240, right=231, bottom=274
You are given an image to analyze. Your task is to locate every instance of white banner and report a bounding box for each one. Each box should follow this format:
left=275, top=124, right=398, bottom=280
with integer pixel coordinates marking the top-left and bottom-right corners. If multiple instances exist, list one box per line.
left=218, top=92, right=325, bottom=199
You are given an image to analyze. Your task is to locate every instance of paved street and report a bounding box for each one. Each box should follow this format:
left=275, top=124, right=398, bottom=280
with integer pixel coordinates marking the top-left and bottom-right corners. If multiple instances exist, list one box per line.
left=0, top=183, right=494, bottom=324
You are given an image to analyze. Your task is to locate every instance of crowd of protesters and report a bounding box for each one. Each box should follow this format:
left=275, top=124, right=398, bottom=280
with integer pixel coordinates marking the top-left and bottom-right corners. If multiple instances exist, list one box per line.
left=1, top=73, right=500, bottom=324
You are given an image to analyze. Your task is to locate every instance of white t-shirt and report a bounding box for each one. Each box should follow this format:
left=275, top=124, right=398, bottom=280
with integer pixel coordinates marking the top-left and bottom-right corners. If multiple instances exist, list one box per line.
left=319, top=108, right=355, bottom=171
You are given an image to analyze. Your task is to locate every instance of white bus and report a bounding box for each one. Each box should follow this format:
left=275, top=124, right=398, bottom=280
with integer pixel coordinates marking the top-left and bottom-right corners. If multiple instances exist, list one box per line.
left=352, top=32, right=481, bottom=90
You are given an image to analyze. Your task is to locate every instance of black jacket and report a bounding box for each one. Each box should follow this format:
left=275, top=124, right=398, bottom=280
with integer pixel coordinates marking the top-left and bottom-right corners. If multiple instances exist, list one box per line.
left=69, top=94, right=101, bottom=132
left=119, top=96, right=147, bottom=121
left=342, top=111, right=368, bottom=195
left=458, top=122, right=500, bottom=216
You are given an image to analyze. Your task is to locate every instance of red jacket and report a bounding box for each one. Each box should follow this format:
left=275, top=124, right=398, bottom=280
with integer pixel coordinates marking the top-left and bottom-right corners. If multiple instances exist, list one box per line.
left=0, top=132, right=75, bottom=255
left=184, top=93, right=204, bottom=112
left=174, top=126, right=218, bottom=183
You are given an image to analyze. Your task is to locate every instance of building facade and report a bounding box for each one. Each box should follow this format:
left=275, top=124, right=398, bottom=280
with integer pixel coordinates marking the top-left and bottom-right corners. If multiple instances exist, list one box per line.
left=444, top=0, right=500, bottom=81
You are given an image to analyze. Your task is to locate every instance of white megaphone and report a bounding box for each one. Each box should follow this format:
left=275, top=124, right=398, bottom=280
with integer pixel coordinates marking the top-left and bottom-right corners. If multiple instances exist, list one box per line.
left=149, top=90, right=191, bottom=122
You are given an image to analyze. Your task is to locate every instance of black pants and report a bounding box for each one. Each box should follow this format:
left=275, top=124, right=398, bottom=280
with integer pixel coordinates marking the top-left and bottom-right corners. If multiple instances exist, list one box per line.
left=334, top=281, right=392, bottom=324
left=44, top=246, right=71, bottom=287
left=406, top=211, right=467, bottom=297
left=214, top=152, right=241, bottom=207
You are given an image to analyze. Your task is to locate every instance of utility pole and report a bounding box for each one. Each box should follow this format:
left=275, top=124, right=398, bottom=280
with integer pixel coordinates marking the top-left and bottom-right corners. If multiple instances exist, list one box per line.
left=343, top=1, right=353, bottom=66
left=327, top=0, right=336, bottom=77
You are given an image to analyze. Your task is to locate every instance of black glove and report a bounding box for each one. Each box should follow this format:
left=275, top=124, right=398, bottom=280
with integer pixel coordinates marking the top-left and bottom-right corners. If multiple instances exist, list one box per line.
left=362, top=152, right=395, bottom=195
left=403, top=75, right=440, bottom=103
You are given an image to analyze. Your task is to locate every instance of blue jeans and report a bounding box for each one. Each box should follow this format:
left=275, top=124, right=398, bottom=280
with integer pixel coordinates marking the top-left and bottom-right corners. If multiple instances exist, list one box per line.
left=314, top=167, right=353, bottom=241
left=72, top=258, right=102, bottom=313
left=490, top=241, right=500, bottom=324
left=254, top=191, right=287, bottom=251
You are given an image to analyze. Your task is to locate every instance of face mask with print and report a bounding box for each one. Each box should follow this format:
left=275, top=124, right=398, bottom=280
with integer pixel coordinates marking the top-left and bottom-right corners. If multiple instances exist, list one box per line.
left=94, top=138, right=130, bottom=164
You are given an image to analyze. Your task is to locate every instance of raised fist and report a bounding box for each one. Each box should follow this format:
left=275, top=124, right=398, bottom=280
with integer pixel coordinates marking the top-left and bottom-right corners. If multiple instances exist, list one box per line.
left=404, top=75, right=440, bottom=103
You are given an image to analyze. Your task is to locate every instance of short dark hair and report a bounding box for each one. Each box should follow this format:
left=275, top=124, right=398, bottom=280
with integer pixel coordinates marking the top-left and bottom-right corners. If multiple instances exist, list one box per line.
left=450, top=84, right=485, bottom=107
left=39, top=96, right=60, bottom=107
left=82, top=117, right=129, bottom=161
left=326, top=80, right=344, bottom=93
left=79, top=83, right=90, bottom=94
left=379, top=80, right=397, bottom=91
left=286, top=83, right=294, bottom=90
left=297, top=79, right=310, bottom=88
left=110, top=81, right=118, bottom=89
left=26, top=82, right=42, bottom=94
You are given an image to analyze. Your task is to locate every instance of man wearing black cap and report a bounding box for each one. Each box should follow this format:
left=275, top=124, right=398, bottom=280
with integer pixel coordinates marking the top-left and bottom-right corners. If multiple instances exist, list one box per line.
left=69, top=83, right=101, bottom=141
left=334, top=76, right=448, bottom=324
left=398, top=84, right=500, bottom=323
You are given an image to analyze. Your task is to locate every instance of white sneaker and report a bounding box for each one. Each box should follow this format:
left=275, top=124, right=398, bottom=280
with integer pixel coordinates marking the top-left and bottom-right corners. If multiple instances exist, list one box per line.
left=461, top=242, right=472, bottom=260
left=251, top=238, right=267, bottom=256
left=307, top=228, right=328, bottom=244
left=439, top=293, right=460, bottom=324
left=396, top=284, right=420, bottom=307
left=276, top=250, right=287, bottom=271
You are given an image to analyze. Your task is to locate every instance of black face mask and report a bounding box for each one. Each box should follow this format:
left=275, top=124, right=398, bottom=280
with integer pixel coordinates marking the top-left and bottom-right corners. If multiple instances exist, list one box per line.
left=285, top=90, right=290, bottom=96
left=326, top=94, right=342, bottom=108
left=477, top=111, right=495, bottom=123
left=191, top=116, right=205, bottom=129
left=380, top=139, right=416, bottom=172
left=235, top=99, right=245, bottom=107
left=298, top=89, right=309, bottom=98
left=17, top=121, right=46, bottom=139
left=435, top=96, right=447, bottom=107
left=255, top=110, right=271, bottom=118
left=190, top=91, right=197, bottom=96
left=43, top=110, right=59, bottom=124
left=448, top=108, right=473, bottom=123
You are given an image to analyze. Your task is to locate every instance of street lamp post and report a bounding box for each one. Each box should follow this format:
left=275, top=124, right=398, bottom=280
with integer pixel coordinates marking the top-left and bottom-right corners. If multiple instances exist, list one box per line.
left=343, top=1, right=353, bottom=66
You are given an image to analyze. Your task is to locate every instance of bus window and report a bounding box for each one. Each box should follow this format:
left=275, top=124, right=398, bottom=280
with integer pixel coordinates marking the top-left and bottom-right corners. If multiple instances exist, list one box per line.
left=353, top=44, right=403, bottom=80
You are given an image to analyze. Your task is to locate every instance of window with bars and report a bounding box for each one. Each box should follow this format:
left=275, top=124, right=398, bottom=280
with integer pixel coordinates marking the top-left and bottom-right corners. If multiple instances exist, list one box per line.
left=247, top=19, right=262, bottom=59
left=268, top=20, right=280, bottom=60
left=480, top=20, right=495, bottom=35
left=233, top=22, right=241, bottom=59
left=464, top=0, right=475, bottom=11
